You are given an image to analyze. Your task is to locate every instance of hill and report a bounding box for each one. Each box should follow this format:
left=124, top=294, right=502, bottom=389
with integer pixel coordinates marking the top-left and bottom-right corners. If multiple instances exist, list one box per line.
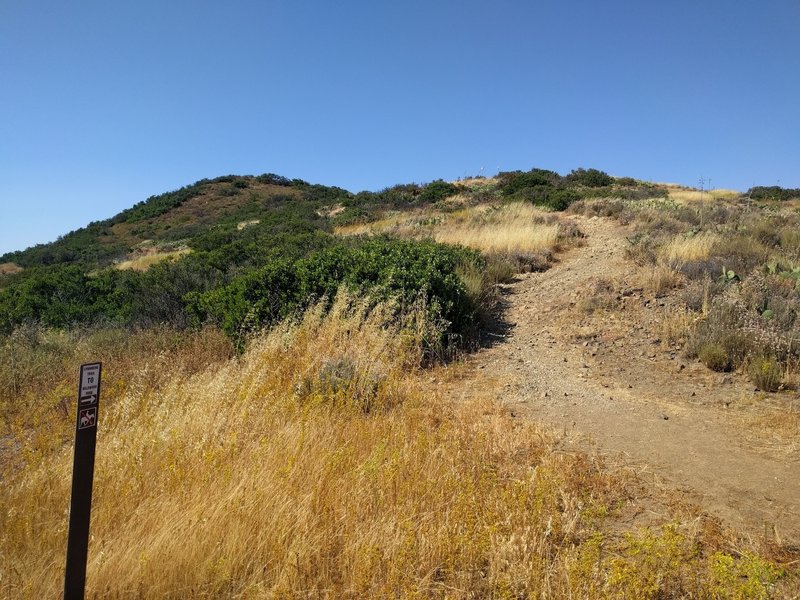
left=3, top=168, right=800, bottom=598
left=0, top=168, right=664, bottom=335
left=0, top=174, right=342, bottom=269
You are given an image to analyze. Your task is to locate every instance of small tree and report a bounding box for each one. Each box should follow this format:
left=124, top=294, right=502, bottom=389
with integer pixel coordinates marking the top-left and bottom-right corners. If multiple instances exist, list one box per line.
left=566, top=168, right=614, bottom=188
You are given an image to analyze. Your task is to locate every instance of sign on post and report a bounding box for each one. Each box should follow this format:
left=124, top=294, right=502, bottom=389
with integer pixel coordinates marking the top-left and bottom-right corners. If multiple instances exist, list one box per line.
left=64, top=362, right=102, bottom=600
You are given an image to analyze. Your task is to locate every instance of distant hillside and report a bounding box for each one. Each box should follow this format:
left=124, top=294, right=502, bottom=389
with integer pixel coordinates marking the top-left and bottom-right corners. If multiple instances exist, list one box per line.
left=8, top=167, right=785, bottom=338
left=0, top=174, right=350, bottom=270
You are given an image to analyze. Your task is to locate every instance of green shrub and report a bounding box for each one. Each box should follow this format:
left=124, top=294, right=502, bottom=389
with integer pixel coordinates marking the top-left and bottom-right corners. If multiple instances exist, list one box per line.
left=186, top=260, right=300, bottom=344
left=188, top=238, right=482, bottom=347
left=496, top=169, right=578, bottom=210
left=747, top=185, right=800, bottom=202
left=747, top=356, right=782, bottom=392
left=565, top=168, right=614, bottom=188
left=698, top=343, right=733, bottom=372
left=420, top=180, right=459, bottom=203
left=346, top=184, right=424, bottom=212
left=255, top=173, right=292, bottom=186
left=709, top=551, right=783, bottom=600
left=526, top=187, right=580, bottom=211
left=688, top=308, right=753, bottom=372
left=0, top=265, right=129, bottom=332
left=497, top=168, right=561, bottom=196
left=331, top=205, right=376, bottom=227
left=114, top=181, right=208, bottom=224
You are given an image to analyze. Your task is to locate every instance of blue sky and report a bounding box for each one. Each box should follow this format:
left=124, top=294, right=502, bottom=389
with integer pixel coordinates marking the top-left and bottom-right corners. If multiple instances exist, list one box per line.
left=1, top=0, right=798, bottom=255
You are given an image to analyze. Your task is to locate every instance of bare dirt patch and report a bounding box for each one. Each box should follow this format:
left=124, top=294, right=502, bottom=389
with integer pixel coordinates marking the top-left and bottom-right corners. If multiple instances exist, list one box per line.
left=446, top=215, right=800, bottom=544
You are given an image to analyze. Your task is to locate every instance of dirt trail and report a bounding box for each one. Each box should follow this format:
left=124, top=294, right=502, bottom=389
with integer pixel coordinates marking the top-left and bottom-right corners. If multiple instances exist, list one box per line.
left=448, top=215, right=800, bottom=542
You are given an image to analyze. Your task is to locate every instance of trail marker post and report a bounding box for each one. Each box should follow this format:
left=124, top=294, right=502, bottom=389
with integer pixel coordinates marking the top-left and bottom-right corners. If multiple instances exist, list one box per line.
left=64, top=362, right=102, bottom=600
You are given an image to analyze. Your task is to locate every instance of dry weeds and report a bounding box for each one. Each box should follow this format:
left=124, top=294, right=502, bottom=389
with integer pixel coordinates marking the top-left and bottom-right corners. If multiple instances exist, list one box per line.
left=115, top=249, right=191, bottom=272
left=657, top=306, right=699, bottom=348
left=336, top=202, right=566, bottom=257
left=237, top=219, right=261, bottom=230
left=0, top=295, right=789, bottom=598
left=641, top=264, right=686, bottom=298
left=737, top=404, right=800, bottom=458
left=0, top=262, right=23, bottom=275
left=434, top=219, right=559, bottom=254
left=668, top=189, right=740, bottom=203
left=661, top=232, right=720, bottom=267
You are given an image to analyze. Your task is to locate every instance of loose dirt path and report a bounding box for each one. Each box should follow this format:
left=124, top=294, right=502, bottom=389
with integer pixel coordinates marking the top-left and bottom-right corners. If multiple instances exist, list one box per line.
left=448, top=215, right=800, bottom=543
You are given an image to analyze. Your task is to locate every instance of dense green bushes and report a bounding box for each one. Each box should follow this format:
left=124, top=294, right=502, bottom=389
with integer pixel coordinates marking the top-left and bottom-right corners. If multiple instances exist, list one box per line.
left=1, top=233, right=484, bottom=351
left=747, top=185, right=800, bottom=202
left=420, top=180, right=459, bottom=203
left=565, top=168, right=615, bottom=188
left=497, top=169, right=560, bottom=195
left=0, top=222, right=128, bottom=268
left=331, top=179, right=464, bottom=228
left=114, top=182, right=207, bottom=224
left=0, top=228, right=341, bottom=334
left=529, top=187, right=580, bottom=211
left=497, top=167, right=621, bottom=210
left=0, top=266, right=104, bottom=330
left=187, top=238, right=481, bottom=345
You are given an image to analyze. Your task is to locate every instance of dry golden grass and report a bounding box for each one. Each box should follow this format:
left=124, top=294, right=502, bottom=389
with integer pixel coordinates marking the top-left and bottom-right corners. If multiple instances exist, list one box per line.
left=236, top=219, right=261, bottom=230
left=0, top=262, right=23, bottom=275
left=115, top=249, right=191, bottom=271
left=657, top=306, right=699, bottom=348
left=334, top=211, right=413, bottom=237
left=0, top=326, right=234, bottom=470
left=434, top=219, right=559, bottom=254
left=668, top=189, right=740, bottom=203
left=336, top=202, right=564, bottom=256
left=738, top=405, right=800, bottom=458
left=641, top=264, right=686, bottom=298
left=453, top=177, right=496, bottom=187
left=0, top=295, right=790, bottom=598
left=661, top=232, right=720, bottom=266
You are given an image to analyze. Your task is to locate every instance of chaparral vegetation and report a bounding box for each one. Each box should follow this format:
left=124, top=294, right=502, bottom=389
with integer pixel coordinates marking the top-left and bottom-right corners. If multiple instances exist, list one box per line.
left=1, top=169, right=798, bottom=598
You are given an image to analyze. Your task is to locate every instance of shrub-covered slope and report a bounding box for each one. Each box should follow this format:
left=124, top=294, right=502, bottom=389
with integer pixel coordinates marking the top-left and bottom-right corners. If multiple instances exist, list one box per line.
left=0, top=167, right=660, bottom=337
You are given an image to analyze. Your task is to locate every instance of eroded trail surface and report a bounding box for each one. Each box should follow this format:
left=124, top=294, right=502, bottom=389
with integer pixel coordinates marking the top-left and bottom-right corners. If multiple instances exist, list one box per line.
left=448, top=215, right=800, bottom=542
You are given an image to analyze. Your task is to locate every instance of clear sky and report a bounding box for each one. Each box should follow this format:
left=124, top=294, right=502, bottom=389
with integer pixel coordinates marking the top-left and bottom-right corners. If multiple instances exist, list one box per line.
left=1, top=0, right=798, bottom=255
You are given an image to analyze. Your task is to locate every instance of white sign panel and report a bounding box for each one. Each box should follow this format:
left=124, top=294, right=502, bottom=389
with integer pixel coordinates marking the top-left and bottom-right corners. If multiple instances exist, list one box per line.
left=79, top=363, right=101, bottom=405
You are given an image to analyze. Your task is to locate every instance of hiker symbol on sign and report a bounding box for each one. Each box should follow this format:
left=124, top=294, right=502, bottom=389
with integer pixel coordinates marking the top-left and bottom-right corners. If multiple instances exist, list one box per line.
left=78, top=407, right=97, bottom=430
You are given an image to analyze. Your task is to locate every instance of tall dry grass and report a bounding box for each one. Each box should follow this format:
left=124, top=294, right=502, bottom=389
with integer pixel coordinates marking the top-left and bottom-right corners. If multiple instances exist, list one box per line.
left=333, top=212, right=415, bottom=237
left=0, top=262, right=23, bottom=275
left=433, top=204, right=560, bottom=255
left=336, top=202, right=565, bottom=257
left=0, top=325, right=234, bottom=472
left=661, top=232, right=720, bottom=267
left=115, top=249, right=191, bottom=272
left=668, top=189, right=740, bottom=203
left=0, top=295, right=789, bottom=598
left=640, top=264, right=686, bottom=298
